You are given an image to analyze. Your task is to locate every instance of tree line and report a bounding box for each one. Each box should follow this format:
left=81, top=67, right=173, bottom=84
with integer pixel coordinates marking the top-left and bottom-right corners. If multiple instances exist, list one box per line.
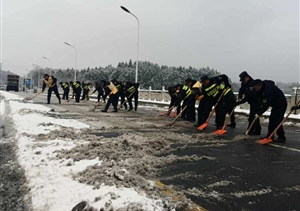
left=0, top=60, right=299, bottom=93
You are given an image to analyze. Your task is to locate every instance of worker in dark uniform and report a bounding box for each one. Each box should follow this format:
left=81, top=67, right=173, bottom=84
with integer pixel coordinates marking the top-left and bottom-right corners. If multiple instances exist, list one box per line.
left=92, top=82, right=105, bottom=102
left=167, top=85, right=181, bottom=116
left=235, top=71, right=262, bottom=135
left=173, top=84, right=193, bottom=120
left=200, top=74, right=236, bottom=129
left=81, top=82, right=90, bottom=101
left=42, top=74, right=61, bottom=104
left=125, top=82, right=139, bottom=111
left=185, top=78, right=198, bottom=122
left=112, top=80, right=127, bottom=110
left=252, top=79, right=287, bottom=143
left=100, top=80, right=119, bottom=112
left=60, top=82, right=70, bottom=100
left=70, top=81, right=82, bottom=103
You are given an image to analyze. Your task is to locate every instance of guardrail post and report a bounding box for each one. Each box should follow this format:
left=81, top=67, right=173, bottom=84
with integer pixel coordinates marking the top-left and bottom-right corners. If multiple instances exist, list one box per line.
left=162, top=86, right=165, bottom=101
left=149, top=86, right=151, bottom=100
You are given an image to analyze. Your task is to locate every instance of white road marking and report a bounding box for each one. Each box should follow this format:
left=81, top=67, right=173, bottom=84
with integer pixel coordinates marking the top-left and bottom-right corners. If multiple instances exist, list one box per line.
left=269, top=144, right=300, bottom=153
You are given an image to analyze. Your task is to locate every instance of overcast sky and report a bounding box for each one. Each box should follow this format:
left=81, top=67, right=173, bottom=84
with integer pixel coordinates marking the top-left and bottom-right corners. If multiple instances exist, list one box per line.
left=1, top=0, right=299, bottom=82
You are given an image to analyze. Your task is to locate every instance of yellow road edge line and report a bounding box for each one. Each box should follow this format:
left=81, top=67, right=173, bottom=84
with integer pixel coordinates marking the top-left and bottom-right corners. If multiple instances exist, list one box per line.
left=155, top=180, right=208, bottom=211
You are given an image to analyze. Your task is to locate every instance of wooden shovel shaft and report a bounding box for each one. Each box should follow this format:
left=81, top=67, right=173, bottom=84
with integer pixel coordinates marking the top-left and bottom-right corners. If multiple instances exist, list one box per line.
left=168, top=105, right=187, bottom=125
left=221, top=106, right=236, bottom=130
left=118, top=90, right=136, bottom=110
left=245, top=115, right=259, bottom=135
left=267, top=100, right=300, bottom=139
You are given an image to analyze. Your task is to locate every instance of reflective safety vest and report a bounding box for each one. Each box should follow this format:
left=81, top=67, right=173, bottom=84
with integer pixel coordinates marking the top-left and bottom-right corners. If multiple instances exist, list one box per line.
left=205, top=83, right=221, bottom=98
left=83, top=85, right=89, bottom=90
left=74, top=82, right=80, bottom=89
left=223, top=87, right=231, bottom=96
left=127, top=86, right=136, bottom=93
left=182, top=85, right=192, bottom=99
left=115, top=84, right=121, bottom=90
left=62, top=83, right=69, bottom=89
left=44, top=77, right=55, bottom=88
left=107, top=82, right=118, bottom=94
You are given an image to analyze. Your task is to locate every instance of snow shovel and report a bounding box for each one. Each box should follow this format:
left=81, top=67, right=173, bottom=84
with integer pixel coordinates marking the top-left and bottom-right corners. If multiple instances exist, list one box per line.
left=23, top=91, right=43, bottom=102
left=160, top=106, right=174, bottom=116
left=118, top=90, right=136, bottom=110
left=198, top=89, right=226, bottom=131
left=214, top=106, right=235, bottom=135
left=257, top=100, right=300, bottom=145
left=165, top=105, right=187, bottom=126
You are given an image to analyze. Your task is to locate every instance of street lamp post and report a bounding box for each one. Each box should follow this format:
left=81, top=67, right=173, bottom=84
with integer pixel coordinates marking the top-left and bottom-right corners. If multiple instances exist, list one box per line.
left=120, top=6, right=140, bottom=83
left=42, top=57, right=52, bottom=75
left=64, top=42, right=77, bottom=82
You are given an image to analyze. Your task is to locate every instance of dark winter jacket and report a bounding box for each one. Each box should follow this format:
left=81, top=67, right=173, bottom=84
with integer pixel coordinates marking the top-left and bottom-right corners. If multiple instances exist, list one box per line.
left=257, top=80, right=287, bottom=115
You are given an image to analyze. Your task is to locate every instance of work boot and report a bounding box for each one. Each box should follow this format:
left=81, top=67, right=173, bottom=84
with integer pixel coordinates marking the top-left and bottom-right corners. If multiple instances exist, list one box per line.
left=47, top=102, right=50, bottom=104
left=128, top=107, right=133, bottom=111
left=274, top=136, right=286, bottom=143
left=59, top=99, right=61, bottom=104
left=113, top=108, right=118, bottom=112
left=101, top=110, right=107, bottom=112
left=134, top=107, right=137, bottom=111
left=227, top=123, right=236, bottom=128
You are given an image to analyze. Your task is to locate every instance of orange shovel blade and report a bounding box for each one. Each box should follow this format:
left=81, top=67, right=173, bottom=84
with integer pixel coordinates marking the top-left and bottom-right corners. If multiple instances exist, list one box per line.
left=257, top=138, right=273, bottom=145
left=214, top=129, right=227, bottom=135
left=197, top=123, right=208, bottom=130
left=170, top=111, right=176, bottom=118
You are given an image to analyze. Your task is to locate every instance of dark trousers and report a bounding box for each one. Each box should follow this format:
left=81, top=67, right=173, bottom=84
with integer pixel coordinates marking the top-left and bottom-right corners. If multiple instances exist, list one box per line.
left=215, top=92, right=236, bottom=127
left=248, top=102, right=262, bottom=134
left=47, top=86, right=61, bottom=103
left=181, top=95, right=193, bottom=120
left=127, top=92, right=138, bottom=110
left=62, top=88, right=69, bottom=100
left=81, top=90, right=89, bottom=100
left=189, top=97, right=196, bottom=121
left=267, top=102, right=287, bottom=138
left=119, top=92, right=127, bottom=109
left=75, top=88, right=82, bottom=103
left=97, top=93, right=105, bottom=102
left=104, top=93, right=119, bottom=111
left=169, top=97, right=181, bottom=115
left=197, top=98, right=212, bottom=125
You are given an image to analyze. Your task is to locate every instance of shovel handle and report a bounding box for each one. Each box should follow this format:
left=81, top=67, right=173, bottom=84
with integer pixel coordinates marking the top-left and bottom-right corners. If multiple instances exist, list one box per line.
left=245, top=115, right=259, bottom=135
left=221, top=106, right=236, bottom=130
left=118, top=90, right=136, bottom=110
left=267, top=100, right=300, bottom=139
left=168, top=105, right=187, bottom=125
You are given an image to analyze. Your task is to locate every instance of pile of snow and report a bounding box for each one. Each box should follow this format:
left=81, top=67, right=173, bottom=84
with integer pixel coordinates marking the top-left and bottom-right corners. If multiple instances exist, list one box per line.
left=1, top=91, right=205, bottom=211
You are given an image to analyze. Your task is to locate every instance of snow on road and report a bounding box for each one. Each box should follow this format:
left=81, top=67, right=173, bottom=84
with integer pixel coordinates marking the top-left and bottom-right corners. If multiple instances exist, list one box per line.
left=0, top=91, right=174, bottom=211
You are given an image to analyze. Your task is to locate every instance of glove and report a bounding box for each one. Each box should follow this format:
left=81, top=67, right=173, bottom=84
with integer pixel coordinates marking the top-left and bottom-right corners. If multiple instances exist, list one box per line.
left=291, top=105, right=299, bottom=111
left=254, top=114, right=260, bottom=119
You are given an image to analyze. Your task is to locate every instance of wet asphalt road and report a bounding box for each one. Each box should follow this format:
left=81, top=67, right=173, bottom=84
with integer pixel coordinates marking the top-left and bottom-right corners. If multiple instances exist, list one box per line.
left=10, top=92, right=300, bottom=211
